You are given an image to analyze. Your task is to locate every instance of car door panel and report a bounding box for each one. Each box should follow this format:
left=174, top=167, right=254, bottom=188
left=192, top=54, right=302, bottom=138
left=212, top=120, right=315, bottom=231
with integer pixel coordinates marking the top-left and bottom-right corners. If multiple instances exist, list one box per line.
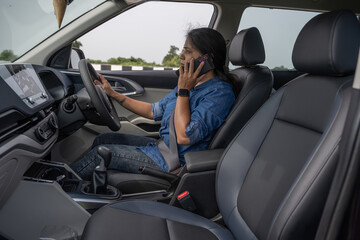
left=98, top=71, right=176, bottom=137
left=100, top=70, right=178, bottom=89
left=106, top=75, right=145, bottom=97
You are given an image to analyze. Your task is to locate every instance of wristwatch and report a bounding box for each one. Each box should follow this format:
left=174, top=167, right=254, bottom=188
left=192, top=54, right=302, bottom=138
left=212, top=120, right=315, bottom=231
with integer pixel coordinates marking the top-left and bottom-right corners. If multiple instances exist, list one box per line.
left=177, top=89, right=190, bottom=97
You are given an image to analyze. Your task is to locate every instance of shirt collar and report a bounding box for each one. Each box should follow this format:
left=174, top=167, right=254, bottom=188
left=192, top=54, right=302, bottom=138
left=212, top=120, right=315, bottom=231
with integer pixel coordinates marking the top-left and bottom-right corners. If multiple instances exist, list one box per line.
left=193, top=76, right=220, bottom=91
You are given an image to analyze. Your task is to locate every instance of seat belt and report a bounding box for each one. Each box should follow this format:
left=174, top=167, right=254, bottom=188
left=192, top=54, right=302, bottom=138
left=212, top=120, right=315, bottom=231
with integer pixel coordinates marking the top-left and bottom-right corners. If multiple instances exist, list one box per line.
left=157, top=110, right=181, bottom=171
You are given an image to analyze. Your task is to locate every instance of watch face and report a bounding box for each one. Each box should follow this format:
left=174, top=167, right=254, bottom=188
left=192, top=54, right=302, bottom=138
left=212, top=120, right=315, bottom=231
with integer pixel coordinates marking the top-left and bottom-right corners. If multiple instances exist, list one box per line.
left=178, top=89, right=190, bottom=97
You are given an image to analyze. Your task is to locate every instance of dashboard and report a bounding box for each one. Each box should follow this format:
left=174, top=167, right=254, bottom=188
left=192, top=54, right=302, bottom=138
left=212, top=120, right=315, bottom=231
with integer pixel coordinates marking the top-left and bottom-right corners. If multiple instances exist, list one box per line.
left=0, top=64, right=74, bottom=137
left=0, top=63, right=74, bottom=208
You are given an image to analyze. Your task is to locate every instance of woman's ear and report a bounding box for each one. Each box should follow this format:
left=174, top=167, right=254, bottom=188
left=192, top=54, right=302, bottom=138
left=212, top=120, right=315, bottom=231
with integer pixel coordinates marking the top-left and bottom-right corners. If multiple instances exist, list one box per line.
left=210, top=53, right=215, bottom=61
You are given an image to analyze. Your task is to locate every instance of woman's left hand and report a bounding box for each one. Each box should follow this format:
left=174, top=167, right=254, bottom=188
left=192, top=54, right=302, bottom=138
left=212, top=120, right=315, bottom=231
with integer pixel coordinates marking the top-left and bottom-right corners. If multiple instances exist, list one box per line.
left=178, top=58, right=204, bottom=90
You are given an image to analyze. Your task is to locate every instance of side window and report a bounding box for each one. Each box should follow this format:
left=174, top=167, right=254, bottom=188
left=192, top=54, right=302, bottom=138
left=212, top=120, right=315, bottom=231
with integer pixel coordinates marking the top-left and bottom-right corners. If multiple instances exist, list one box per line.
left=230, top=7, right=319, bottom=70
left=73, top=2, right=214, bottom=70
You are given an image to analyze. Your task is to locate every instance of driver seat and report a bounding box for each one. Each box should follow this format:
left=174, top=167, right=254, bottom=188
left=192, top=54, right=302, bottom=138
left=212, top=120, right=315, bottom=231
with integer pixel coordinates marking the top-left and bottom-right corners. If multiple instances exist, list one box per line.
left=82, top=10, right=360, bottom=240
left=107, top=26, right=273, bottom=193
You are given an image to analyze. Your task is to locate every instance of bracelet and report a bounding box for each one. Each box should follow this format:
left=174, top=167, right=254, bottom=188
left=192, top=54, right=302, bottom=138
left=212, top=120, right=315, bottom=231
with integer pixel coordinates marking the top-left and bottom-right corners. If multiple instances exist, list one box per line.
left=119, top=98, right=126, bottom=105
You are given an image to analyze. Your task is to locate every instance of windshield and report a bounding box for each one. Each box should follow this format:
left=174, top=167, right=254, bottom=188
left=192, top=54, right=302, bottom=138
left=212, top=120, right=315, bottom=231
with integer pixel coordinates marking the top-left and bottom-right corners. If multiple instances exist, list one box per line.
left=0, top=0, right=106, bottom=63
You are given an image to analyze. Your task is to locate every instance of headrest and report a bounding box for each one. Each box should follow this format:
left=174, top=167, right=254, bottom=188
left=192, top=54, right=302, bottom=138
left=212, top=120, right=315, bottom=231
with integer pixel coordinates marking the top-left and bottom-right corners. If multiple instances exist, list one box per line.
left=292, top=10, right=360, bottom=76
left=229, top=27, right=265, bottom=66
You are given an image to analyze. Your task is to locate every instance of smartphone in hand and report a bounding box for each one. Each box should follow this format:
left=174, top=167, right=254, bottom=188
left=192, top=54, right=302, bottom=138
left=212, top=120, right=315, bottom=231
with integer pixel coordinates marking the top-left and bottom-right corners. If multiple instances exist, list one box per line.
left=176, top=54, right=215, bottom=77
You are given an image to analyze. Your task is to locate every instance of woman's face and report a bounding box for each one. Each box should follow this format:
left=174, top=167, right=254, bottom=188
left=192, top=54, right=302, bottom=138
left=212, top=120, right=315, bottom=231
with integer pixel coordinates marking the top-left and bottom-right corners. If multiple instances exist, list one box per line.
left=179, top=37, right=203, bottom=67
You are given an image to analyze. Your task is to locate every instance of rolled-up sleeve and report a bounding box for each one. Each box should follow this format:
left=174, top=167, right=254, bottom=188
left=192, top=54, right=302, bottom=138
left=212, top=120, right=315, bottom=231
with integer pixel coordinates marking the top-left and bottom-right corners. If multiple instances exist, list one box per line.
left=152, top=102, right=163, bottom=121
left=185, top=117, right=207, bottom=145
left=185, top=87, right=235, bottom=145
left=152, top=88, right=177, bottom=121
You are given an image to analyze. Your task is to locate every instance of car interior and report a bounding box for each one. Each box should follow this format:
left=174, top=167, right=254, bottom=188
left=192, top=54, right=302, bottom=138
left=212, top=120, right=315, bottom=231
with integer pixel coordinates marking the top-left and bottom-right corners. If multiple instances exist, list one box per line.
left=106, top=25, right=274, bottom=197
left=0, top=0, right=360, bottom=240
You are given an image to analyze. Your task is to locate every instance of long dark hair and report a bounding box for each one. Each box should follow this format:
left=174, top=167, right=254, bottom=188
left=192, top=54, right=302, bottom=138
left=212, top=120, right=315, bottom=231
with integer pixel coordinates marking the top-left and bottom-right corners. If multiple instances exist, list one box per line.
left=187, top=28, right=236, bottom=91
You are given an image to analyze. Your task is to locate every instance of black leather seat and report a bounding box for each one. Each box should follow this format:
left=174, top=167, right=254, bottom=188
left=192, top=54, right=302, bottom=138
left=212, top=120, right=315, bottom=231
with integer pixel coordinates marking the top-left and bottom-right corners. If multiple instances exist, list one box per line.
left=82, top=10, right=360, bottom=239
left=107, top=27, right=273, bottom=192
left=209, top=27, right=273, bottom=149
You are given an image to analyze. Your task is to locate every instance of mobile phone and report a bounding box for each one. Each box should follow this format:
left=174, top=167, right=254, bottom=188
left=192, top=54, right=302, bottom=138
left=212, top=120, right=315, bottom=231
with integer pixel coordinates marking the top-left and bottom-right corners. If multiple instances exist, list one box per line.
left=176, top=54, right=215, bottom=77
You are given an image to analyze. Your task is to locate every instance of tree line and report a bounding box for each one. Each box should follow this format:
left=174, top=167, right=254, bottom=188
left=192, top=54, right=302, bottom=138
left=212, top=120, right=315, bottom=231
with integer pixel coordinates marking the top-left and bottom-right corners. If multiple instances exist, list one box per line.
left=73, top=41, right=180, bottom=67
left=83, top=44, right=181, bottom=68
left=0, top=41, right=181, bottom=67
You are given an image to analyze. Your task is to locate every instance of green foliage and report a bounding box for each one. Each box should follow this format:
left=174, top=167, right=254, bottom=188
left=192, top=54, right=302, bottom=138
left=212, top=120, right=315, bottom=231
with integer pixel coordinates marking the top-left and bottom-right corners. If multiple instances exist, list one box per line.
left=88, top=56, right=161, bottom=67
left=72, top=41, right=83, bottom=49
left=87, top=59, right=103, bottom=64
left=272, top=65, right=289, bottom=70
left=107, top=58, right=118, bottom=64
left=169, top=45, right=179, bottom=55
left=162, top=45, right=181, bottom=67
left=107, top=56, right=161, bottom=66
left=166, top=55, right=181, bottom=67
left=0, top=50, right=17, bottom=61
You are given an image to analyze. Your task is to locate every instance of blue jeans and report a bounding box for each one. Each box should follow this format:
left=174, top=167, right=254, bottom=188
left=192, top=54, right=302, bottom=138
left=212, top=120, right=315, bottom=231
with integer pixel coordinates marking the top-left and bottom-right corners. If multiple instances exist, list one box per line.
left=70, top=133, right=162, bottom=181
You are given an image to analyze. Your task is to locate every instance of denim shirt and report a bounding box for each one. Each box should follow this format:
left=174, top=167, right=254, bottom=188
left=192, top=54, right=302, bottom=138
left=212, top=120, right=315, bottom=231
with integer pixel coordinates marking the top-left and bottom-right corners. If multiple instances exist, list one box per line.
left=138, top=77, right=235, bottom=172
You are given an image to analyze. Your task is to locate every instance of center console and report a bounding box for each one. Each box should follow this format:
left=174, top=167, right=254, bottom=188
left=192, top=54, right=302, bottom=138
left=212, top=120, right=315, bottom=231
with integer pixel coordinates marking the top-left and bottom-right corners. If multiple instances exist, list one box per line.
left=24, top=160, right=121, bottom=211
left=23, top=159, right=173, bottom=212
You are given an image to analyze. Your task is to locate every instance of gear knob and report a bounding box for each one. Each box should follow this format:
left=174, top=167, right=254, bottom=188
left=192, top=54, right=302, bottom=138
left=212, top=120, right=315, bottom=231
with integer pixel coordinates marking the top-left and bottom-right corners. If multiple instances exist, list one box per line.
left=91, top=146, right=112, bottom=194
left=97, top=146, right=112, bottom=168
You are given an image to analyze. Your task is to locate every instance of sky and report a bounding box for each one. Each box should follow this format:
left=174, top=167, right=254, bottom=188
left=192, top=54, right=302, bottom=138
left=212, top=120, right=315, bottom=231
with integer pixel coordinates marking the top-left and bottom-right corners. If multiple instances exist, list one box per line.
left=238, top=8, right=318, bottom=69
left=77, top=3, right=319, bottom=69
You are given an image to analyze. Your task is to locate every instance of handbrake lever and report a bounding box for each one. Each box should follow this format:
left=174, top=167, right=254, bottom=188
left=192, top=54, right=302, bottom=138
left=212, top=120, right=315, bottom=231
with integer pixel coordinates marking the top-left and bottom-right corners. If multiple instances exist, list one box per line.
left=139, top=166, right=180, bottom=189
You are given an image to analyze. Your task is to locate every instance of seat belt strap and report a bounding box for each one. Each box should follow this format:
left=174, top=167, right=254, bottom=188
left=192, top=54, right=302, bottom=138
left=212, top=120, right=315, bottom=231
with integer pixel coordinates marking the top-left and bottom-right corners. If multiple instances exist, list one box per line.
left=157, top=110, right=180, bottom=171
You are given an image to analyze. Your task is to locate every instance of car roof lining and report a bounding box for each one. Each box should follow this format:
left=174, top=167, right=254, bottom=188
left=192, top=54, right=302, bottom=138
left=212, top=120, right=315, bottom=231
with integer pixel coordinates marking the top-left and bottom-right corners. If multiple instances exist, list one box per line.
left=171, top=0, right=360, bottom=14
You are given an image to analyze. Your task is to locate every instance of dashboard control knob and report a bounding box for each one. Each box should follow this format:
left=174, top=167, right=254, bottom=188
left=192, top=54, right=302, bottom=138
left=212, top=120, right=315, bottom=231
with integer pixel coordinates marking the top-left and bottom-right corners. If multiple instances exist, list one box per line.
left=63, top=95, right=78, bottom=113
left=27, top=97, right=35, bottom=104
left=41, top=92, right=48, bottom=99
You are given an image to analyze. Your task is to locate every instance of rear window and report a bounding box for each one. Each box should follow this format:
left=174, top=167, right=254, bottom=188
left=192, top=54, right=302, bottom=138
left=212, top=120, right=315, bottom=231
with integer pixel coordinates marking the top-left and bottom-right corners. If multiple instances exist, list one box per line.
left=231, top=7, right=319, bottom=70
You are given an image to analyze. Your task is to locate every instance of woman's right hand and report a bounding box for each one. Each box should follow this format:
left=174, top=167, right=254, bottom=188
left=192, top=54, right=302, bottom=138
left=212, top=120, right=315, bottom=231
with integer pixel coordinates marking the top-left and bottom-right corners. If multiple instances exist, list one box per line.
left=94, top=74, right=116, bottom=98
left=178, top=58, right=204, bottom=90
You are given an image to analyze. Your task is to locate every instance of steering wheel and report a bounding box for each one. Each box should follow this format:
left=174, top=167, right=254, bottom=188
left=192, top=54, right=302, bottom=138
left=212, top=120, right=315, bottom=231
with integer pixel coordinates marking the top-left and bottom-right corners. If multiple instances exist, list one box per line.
left=79, top=59, right=121, bottom=131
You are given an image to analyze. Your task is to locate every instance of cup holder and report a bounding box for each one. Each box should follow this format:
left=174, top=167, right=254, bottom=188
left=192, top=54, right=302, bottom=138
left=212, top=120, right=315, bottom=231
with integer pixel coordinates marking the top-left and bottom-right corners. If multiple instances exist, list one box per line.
left=81, top=182, right=121, bottom=199
left=40, top=167, right=67, bottom=181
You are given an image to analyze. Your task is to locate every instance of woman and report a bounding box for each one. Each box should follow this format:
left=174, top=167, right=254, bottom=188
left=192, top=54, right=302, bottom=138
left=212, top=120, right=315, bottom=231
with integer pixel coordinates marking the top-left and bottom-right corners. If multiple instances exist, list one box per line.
left=71, top=28, right=235, bottom=180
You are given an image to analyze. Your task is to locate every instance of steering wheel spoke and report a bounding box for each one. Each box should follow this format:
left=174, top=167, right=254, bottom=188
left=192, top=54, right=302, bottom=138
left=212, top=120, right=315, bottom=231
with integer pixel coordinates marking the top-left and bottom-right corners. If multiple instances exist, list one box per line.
left=79, top=59, right=121, bottom=131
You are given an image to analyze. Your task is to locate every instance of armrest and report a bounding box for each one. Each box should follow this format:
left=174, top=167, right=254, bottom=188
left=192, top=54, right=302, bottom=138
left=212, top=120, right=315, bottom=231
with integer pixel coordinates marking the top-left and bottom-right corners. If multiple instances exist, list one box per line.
left=185, top=149, right=225, bottom=173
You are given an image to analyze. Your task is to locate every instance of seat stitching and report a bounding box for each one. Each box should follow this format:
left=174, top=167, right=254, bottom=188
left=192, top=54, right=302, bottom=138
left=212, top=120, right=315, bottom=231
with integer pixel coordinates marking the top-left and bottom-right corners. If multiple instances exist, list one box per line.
left=165, top=219, right=171, bottom=240
left=274, top=117, right=323, bottom=134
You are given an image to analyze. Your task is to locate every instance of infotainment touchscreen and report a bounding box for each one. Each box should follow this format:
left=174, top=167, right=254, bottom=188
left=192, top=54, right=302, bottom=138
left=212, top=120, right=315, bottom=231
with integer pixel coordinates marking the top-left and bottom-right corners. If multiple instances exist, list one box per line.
left=0, top=64, right=48, bottom=108
left=5, top=65, right=42, bottom=98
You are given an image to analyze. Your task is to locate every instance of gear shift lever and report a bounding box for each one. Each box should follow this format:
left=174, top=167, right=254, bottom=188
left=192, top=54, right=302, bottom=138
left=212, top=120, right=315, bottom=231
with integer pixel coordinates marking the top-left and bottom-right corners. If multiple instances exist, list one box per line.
left=92, top=146, right=112, bottom=194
